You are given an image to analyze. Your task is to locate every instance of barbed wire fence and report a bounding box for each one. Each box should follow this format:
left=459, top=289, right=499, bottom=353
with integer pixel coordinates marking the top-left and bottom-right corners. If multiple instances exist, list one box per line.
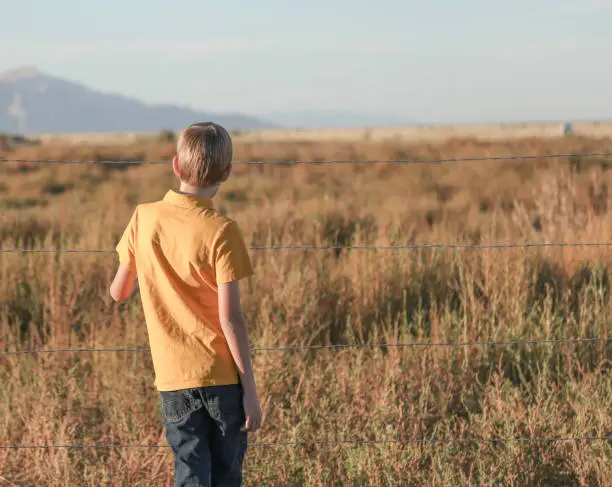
left=1, top=151, right=612, bottom=166
left=2, top=436, right=610, bottom=451
left=2, top=151, right=612, bottom=454
left=2, top=242, right=612, bottom=254
left=1, top=337, right=610, bottom=357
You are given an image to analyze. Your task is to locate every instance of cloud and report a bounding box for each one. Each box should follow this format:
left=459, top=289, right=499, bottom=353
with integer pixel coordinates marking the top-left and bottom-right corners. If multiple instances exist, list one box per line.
left=561, top=0, right=612, bottom=10
left=125, top=39, right=270, bottom=57
left=0, top=38, right=269, bottom=61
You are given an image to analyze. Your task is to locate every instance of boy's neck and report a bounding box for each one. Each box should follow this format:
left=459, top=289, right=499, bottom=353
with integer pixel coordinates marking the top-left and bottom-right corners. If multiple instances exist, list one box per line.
left=177, top=181, right=220, bottom=199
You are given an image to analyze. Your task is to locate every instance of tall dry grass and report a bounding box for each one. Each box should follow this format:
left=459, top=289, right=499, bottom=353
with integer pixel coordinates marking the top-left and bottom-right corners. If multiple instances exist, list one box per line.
left=1, top=136, right=611, bottom=486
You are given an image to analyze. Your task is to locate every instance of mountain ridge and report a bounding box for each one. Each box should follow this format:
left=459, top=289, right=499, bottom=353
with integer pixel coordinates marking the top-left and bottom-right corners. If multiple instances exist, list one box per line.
left=265, top=109, right=419, bottom=128
left=0, top=67, right=273, bottom=133
left=0, top=67, right=418, bottom=133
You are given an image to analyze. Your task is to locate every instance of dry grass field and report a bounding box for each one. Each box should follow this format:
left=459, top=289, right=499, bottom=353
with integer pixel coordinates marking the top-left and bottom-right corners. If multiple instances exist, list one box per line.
left=29, top=120, right=612, bottom=146
left=1, top=133, right=612, bottom=486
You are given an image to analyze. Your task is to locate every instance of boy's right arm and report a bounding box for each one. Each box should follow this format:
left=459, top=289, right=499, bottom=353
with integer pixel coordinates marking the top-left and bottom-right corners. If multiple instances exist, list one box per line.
left=218, top=280, right=263, bottom=433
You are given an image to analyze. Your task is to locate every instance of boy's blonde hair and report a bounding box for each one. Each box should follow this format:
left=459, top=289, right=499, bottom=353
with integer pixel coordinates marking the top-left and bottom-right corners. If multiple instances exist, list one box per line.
left=176, top=122, right=233, bottom=187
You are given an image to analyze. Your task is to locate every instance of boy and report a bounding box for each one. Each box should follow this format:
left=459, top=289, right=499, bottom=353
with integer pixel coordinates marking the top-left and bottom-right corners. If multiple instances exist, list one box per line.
left=109, top=122, right=262, bottom=487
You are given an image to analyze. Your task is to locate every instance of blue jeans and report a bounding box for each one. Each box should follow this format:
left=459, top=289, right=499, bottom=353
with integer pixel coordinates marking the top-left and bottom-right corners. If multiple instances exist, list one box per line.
left=160, top=384, right=248, bottom=487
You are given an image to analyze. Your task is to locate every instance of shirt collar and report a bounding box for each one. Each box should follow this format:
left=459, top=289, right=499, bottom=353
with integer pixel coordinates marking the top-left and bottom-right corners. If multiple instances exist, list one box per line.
left=163, top=190, right=215, bottom=209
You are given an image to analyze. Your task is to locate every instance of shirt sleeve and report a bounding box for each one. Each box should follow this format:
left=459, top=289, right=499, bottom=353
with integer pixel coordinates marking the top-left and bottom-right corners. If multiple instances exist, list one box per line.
left=213, top=220, right=254, bottom=284
left=116, top=208, right=138, bottom=272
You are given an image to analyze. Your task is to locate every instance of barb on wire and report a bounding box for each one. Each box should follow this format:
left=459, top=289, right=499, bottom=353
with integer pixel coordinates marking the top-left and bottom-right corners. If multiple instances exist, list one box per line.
left=1, top=152, right=611, bottom=166
left=1, top=435, right=609, bottom=450
left=1, top=337, right=609, bottom=357
left=2, top=242, right=612, bottom=255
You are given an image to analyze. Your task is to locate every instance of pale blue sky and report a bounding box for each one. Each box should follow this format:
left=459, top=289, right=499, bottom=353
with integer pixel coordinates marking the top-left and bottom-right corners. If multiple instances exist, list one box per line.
left=1, top=0, right=611, bottom=123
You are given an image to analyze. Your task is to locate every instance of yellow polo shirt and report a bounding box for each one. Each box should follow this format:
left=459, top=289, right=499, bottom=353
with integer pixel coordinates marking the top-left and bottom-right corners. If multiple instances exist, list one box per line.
left=116, top=190, right=253, bottom=391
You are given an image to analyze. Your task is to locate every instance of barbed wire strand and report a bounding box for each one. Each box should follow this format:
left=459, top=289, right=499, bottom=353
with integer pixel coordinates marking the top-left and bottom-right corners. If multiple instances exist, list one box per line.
left=1, top=152, right=612, bottom=166
left=1, top=435, right=610, bottom=450
left=2, top=242, right=612, bottom=254
left=2, top=337, right=609, bottom=357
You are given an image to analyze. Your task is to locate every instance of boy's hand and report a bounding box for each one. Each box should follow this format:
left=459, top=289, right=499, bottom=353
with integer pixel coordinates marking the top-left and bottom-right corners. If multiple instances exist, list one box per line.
left=241, top=390, right=263, bottom=432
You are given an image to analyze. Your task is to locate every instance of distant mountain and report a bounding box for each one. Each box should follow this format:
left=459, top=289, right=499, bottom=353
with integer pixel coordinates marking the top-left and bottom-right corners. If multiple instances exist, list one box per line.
left=0, top=67, right=420, bottom=134
left=267, top=109, right=419, bottom=128
left=0, top=67, right=273, bottom=134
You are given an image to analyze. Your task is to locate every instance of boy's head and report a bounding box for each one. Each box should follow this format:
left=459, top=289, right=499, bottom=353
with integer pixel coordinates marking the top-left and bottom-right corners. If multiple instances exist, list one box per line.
left=172, top=122, right=233, bottom=188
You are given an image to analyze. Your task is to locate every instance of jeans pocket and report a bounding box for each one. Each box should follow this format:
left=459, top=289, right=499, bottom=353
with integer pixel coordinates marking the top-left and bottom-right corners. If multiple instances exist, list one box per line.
left=160, top=389, right=201, bottom=424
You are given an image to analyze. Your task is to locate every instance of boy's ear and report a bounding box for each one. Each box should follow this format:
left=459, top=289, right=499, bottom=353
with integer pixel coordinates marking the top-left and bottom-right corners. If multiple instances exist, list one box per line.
left=172, top=155, right=181, bottom=177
